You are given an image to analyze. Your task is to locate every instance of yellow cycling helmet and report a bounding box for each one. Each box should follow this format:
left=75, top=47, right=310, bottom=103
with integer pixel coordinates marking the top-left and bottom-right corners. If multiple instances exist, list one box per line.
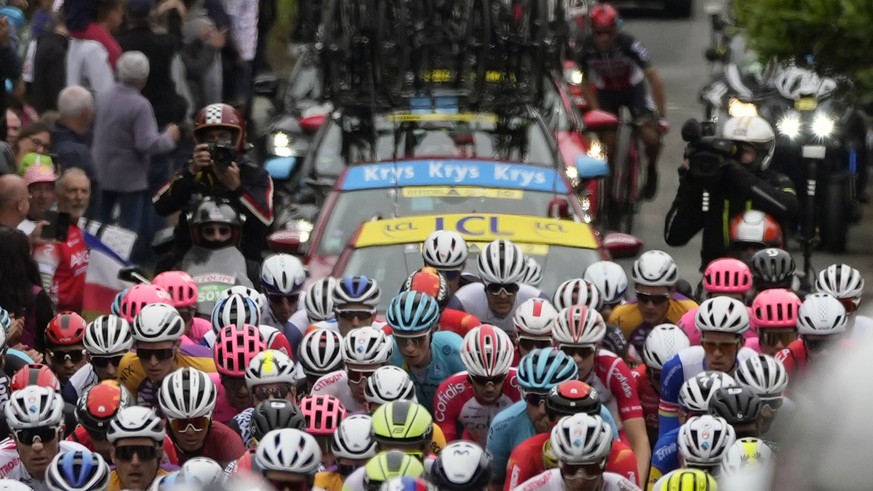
left=371, top=401, right=433, bottom=451
left=364, top=450, right=425, bottom=491
left=663, top=469, right=718, bottom=491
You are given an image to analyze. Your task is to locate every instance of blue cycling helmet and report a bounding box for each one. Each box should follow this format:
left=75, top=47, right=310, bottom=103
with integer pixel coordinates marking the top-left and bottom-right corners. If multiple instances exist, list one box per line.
left=0, top=307, right=9, bottom=333
left=111, top=288, right=130, bottom=317
left=45, top=449, right=111, bottom=491
left=517, top=348, right=579, bottom=391
left=334, top=276, right=381, bottom=308
left=211, top=293, right=261, bottom=332
left=386, top=292, right=441, bottom=334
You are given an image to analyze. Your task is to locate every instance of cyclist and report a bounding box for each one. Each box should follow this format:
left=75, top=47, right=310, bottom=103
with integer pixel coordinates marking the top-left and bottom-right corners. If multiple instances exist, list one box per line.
left=364, top=366, right=419, bottom=413
left=43, top=311, right=88, bottom=385
left=371, top=400, right=445, bottom=457
left=333, top=276, right=383, bottom=337
left=300, top=328, right=346, bottom=394
left=299, top=277, right=338, bottom=330
left=816, top=263, right=873, bottom=339
left=514, top=299, right=560, bottom=358
left=676, top=258, right=754, bottom=345
left=212, top=324, right=268, bottom=422
left=206, top=292, right=293, bottom=356
left=735, top=354, right=788, bottom=436
left=448, top=240, right=547, bottom=332
left=300, top=394, right=347, bottom=468
left=514, top=414, right=640, bottom=491
left=229, top=349, right=299, bottom=448
left=62, top=315, right=133, bottom=405
left=253, top=429, right=322, bottom=491
left=314, top=415, right=377, bottom=491
left=312, top=327, right=393, bottom=413
left=117, top=284, right=174, bottom=324
left=651, top=469, right=717, bottom=491
left=776, top=292, right=848, bottom=385
left=553, top=279, right=628, bottom=359
left=158, top=367, right=246, bottom=467
left=708, top=386, right=762, bottom=439
left=106, top=406, right=169, bottom=490
left=0, top=386, right=87, bottom=486
left=749, top=248, right=796, bottom=294
left=45, top=449, right=111, bottom=491
left=432, top=441, right=491, bottom=491
left=387, top=292, right=465, bottom=413
left=225, top=399, right=307, bottom=476
left=719, top=437, right=774, bottom=477
left=749, top=289, right=801, bottom=356
left=632, top=324, right=690, bottom=445
left=353, top=450, right=425, bottom=491
left=608, top=250, right=697, bottom=356
left=523, top=258, right=544, bottom=288
left=400, top=267, right=481, bottom=338
left=259, top=253, right=308, bottom=358
left=677, top=415, right=735, bottom=476
left=180, top=457, right=226, bottom=488
left=152, top=270, right=211, bottom=345
left=422, top=230, right=472, bottom=297
left=577, top=2, right=667, bottom=201
left=583, top=261, right=630, bottom=322
left=434, top=325, right=518, bottom=445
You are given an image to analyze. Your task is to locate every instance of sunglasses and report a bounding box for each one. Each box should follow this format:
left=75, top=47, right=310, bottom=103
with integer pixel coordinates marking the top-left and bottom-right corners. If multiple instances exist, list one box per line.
left=15, top=426, right=59, bottom=445
left=348, top=368, right=377, bottom=384
left=560, top=461, right=606, bottom=479
left=760, top=396, right=784, bottom=411
left=593, top=30, right=615, bottom=36
left=254, top=385, right=292, bottom=400
left=559, top=344, right=597, bottom=359
left=804, top=336, right=836, bottom=353
left=635, top=291, right=671, bottom=305
left=518, top=336, right=552, bottom=352
left=394, top=333, right=429, bottom=347
left=114, top=444, right=159, bottom=462
left=91, top=355, right=125, bottom=368
left=169, top=416, right=211, bottom=434
left=486, top=283, right=520, bottom=296
left=49, top=349, right=87, bottom=364
left=268, top=480, right=310, bottom=491
left=222, top=376, right=249, bottom=394
left=202, top=225, right=232, bottom=239
left=268, top=293, right=301, bottom=304
left=700, top=338, right=740, bottom=355
left=469, top=373, right=508, bottom=387
left=759, top=330, right=797, bottom=347
left=523, top=390, right=548, bottom=406
left=137, top=347, right=175, bottom=362
left=438, top=269, right=461, bottom=280
left=336, top=309, right=376, bottom=321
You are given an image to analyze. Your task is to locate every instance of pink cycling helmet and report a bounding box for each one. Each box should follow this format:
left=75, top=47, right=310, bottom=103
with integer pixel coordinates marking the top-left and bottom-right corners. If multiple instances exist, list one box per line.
left=152, top=271, right=199, bottom=308
left=213, top=324, right=267, bottom=376
left=299, top=394, right=346, bottom=435
left=702, top=258, right=753, bottom=294
left=119, top=285, right=173, bottom=323
left=751, top=288, right=801, bottom=329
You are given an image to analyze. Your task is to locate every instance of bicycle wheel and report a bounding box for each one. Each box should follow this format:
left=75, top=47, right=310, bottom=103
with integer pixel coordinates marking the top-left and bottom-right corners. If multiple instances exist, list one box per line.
left=376, top=0, right=410, bottom=105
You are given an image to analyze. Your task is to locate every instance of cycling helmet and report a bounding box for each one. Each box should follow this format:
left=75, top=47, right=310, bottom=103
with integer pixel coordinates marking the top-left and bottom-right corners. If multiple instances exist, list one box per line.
left=522, top=257, right=543, bottom=287
left=431, top=441, right=491, bottom=491
left=260, top=254, right=308, bottom=296
left=334, top=276, right=381, bottom=307
left=76, top=380, right=132, bottom=433
left=365, top=451, right=425, bottom=487
left=720, top=438, right=774, bottom=475
left=643, top=324, right=691, bottom=370
left=477, top=240, right=526, bottom=285
left=545, top=380, right=602, bottom=417
left=708, top=386, right=762, bottom=425
left=255, top=428, right=322, bottom=474
left=110, top=289, right=128, bottom=317
left=658, top=469, right=718, bottom=491
left=245, top=349, right=297, bottom=388
left=816, top=263, right=865, bottom=299
left=632, top=250, right=679, bottom=287
left=678, top=415, right=736, bottom=466
left=5, top=385, right=64, bottom=429
left=219, top=286, right=267, bottom=312
left=45, top=450, right=110, bottom=491
left=750, top=248, right=796, bottom=285
left=695, top=297, right=750, bottom=334
left=152, top=271, right=199, bottom=309
left=702, top=258, right=753, bottom=294
left=365, top=366, right=417, bottom=405
left=298, top=328, right=344, bottom=377
left=796, top=292, right=848, bottom=336
left=723, top=116, right=776, bottom=170
left=119, top=284, right=173, bottom=323
left=45, top=312, right=87, bottom=347
left=107, top=406, right=166, bottom=444
left=735, top=354, right=788, bottom=396
left=550, top=414, right=612, bottom=464
left=213, top=324, right=267, bottom=377
left=300, top=394, right=346, bottom=435
left=678, top=371, right=736, bottom=413
left=589, top=3, right=619, bottom=29
left=250, top=400, right=307, bottom=443
left=148, top=472, right=201, bottom=491
left=422, top=230, right=468, bottom=270
left=133, top=303, right=186, bottom=343
left=583, top=261, right=629, bottom=306
left=514, top=298, right=559, bottom=337
left=342, top=327, right=393, bottom=366
left=189, top=198, right=244, bottom=247
left=83, top=315, right=133, bottom=356
left=386, top=292, right=441, bottom=334
left=516, top=348, right=579, bottom=392
left=305, top=277, right=337, bottom=322
left=460, top=325, right=514, bottom=378
left=400, top=268, right=450, bottom=310
left=194, top=103, right=247, bottom=151
left=372, top=401, right=433, bottom=447
left=180, top=457, right=225, bottom=488
left=552, top=305, right=607, bottom=346
left=552, top=279, right=603, bottom=311
left=159, top=368, right=217, bottom=420
left=380, top=477, right=436, bottom=491
left=211, top=293, right=261, bottom=332
left=10, top=363, right=61, bottom=392
left=729, top=210, right=783, bottom=247
left=0, top=307, right=9, bottom=334
left=751, top=289, right=801, bottom=329
left=332, top=414, right=377, bottom=460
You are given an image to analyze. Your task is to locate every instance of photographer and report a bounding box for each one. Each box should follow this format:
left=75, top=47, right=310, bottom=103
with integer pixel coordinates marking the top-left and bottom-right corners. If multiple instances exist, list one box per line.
left=664, top=116, right=799, bottom=270
left=153, top=103, right=274, bottom=264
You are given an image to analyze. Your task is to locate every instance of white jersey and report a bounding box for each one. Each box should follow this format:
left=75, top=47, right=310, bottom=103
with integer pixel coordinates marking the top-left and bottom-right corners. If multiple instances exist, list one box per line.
left=66, top=364, right=99, bottom=403
left=447, top=283, right=545, bottom=332
left=0, top=438, right=88, bottom=490
left=310, top=370, right=366, bottom=413
left=513, top=469, right=641, bottom=491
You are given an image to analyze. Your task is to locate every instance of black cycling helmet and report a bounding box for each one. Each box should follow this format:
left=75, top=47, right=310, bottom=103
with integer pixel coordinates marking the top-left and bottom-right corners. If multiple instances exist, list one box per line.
left=250, top=399, right=306, bottom=443
left=546, top=380, right=602, bottom=420
left=708, top=386, right=762, bottom=426
left=750, top=248, right=796, bottom=287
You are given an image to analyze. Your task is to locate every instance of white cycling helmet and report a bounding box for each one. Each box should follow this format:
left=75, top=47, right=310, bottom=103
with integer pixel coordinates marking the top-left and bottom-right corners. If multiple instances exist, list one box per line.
left=521, top=257, right=543, bottom=287
left=5, top=385, right=64, bottom=430
left=107, top=406, right=166, bottom=444
left=431, top=441, right=491, bottom=491
left=148, top=471, right=202, bottom=491
left=552, top=305, right=606, bottom=346
left=219, top=286, right=267, bottom=312
left=632, top=250, right=679, bottom=287
left=723, top=116, right=776, bottom=170
left=797, top=292, right=848, bottom=336
left=299, top=329, right=345, bottom=377
left=334, top=276, right=381, bottom=308
left=678, top=371, right=736, bottom=413
left=513, top=298, right=558, bottom=338
left=132, top=303, right=185, bottom=343
left=246, top=349, right=298, bottom=388
left=255, top=428, right=322, bottom=474
left=46, top=450, right=111, bottom=491
left=583, top=261, right=629, bottom=305
left=735, top=354, right=788, bottom=397
left=260, top=254, right=308, bottom=296
left=477, top=239, right=526, bottom=284
left=422, top=230, right=468, bottom=270
left=643, top=324, right=691, bottom=370
left=720, top=438, right=774, bottom=475
left=211, top=293, right=261, bottom=332
left=364, top=366, right=417, bottom=405
left=695, top=297, right=750, bottom=334
left=816, top=263, right=864, bottom=300
left=678, top=415, right=736, bottom=466
left=552, top=278, right=602, bottom=311
left=332, top=414, right=377, bottom=460
left=84, top=315, right=134, bottom=356
left=180, top=457, right=225, bottom=488
left=460, top=325, right=514, bottom=378
left=549, top=414, right=613, bottom=464
left=305, top=277, right=337, bottom=322
left=342, top=327, right=393, bottom=366
left=158, top=368, right=217, bottom=420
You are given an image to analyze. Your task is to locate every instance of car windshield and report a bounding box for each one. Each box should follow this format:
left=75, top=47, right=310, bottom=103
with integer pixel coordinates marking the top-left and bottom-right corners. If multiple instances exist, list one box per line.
left=316, top=188, right=578, bottom=256
left=340, top=244, right=603, bottom=311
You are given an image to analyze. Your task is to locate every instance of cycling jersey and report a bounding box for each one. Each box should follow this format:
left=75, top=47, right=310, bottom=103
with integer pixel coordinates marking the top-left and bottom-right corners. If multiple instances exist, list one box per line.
left=577, top=32, right=650, bottom=91
left=433, top=369, right=521, bottom=446
left=515, top=468, right=641, bottom=491
left=187, top=317, right=212, bottom=345
left=586, top=350, right=644, bottom=430
left=647, top=428, right=679, bottom=490
left=311, top=370, right=367, bottom=414
left=0, top=438, right=88, bottom=490
left=108, top=468, right=170, bottom=491
left=33, top=225, right=89, bottom=313
left=657, top=346, right=756, bottom=438
left=677, top=306, right=757, bottom=346
left=774, top=339, right=807, bottom=382
left=505, top=433, right=639, bottom=490
left=262, top=307, right=305, bottom=361
left=438, top=308, right=482, bottom=338
left=62, top=363, right=99, bottom=405
left=208, top=371, right=250, bottom=424
left=447, top=283, right=547, bottom=333
left=629, top=365, right=659, bottom=445
left=117, top=344, right=216, bottom=409
left=608, top=295, right=697, bottom=359
left=390, top=331, right=465, bottom=414
left=173, top=421, right=246, bottom=468
left=67, top=425, right=179, bottom=466
left=314, top=469, right=346, bottom=491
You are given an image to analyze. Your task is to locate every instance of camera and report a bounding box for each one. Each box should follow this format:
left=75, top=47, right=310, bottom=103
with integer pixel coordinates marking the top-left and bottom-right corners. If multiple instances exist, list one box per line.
left=687, top=137, right=739, bottom=179
left=208, top=142, right=238, bottom=170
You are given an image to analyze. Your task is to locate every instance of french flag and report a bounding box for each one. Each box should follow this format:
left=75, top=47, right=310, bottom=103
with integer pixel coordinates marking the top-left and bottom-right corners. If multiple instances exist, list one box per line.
left=82, top=232, right=134, bottom=319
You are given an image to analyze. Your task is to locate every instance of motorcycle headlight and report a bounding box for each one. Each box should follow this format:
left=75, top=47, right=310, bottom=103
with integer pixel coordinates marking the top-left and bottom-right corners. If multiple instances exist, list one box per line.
left=777, top=114, right=802, bottom=139
left=268, top=131, right=294, bottom=157
left=728, top=98, right=758, bottom=117
left=564, top=68, right=584, bottom=86
left=811, top=113, right=836, bottom=138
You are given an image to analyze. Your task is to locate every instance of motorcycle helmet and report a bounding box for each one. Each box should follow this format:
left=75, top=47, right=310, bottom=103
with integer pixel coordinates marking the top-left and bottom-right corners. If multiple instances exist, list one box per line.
left=188, top=197, right=244, bottom=248
left=723, top=116, right=776, bottom=170
left=194, top=103, right=247, bottom=152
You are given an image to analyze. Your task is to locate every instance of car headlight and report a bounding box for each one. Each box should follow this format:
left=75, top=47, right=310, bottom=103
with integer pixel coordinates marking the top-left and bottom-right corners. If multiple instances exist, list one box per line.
left=811, top=113, right=836, bottom=138
left=777, top=114, right=801, bottom=139
left=587, top=138, right=607, bottom=162
left=269, top=131, right=294, bottom=157
left=728, top=98, right=758, bottom=117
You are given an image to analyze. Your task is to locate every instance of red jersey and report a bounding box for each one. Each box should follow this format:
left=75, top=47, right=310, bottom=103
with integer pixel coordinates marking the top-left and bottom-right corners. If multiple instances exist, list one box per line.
left=630, top=364, right=659, bottom=444
left=174, top=421, right=246, bottom=468
left=34, top=225, right=88, bottom=313
left=433, top=369, right=521, bottom=446
left=439, top=308, right=481, bottom=338
left=67, top=425, right=179, bottom=466
left=588, top=351, right=644, bottom=430
left=504, top=433, right=639, bottom=490
left=775, top=339, right=807, bottom=382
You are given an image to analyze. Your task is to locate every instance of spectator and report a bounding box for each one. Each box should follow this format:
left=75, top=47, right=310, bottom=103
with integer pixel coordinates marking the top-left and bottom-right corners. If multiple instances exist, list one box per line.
left=0, top=173, right=28, bottom=227
left=181, top=15, right=226, bottom=110
left=29, top=11, right=69, bottom=114
left=0, top=16, right=20, bottom=139
left=6, top=109, right=19, bottom=145
left=14, top=122, right=51, bottom=171
left=221, top=0, right=258, bottom=110
left=52, top=85, right=98, bottom=218
left=0, top=226, right=54, bottom=355
left=64, top=0, right=121, bottom=96
left=21, top=164, right=56, bottom=229
left=92, top=51, right=180, bottom=264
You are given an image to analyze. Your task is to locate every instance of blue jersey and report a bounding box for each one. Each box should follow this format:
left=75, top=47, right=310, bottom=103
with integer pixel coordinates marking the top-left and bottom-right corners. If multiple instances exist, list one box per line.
left=390, top=331, right=465, bottom=413
left=648, top=428, right=680, bottom=486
